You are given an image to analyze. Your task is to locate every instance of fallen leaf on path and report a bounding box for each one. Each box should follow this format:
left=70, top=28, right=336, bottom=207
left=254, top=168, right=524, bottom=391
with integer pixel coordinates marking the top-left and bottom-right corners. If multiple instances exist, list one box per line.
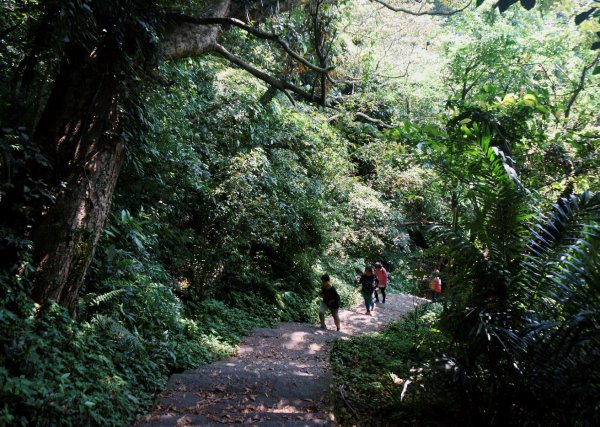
left=219, top=414, right=245, bottom=424
left=176, top=415, right=192, bottom=426
left=206, top=414, right=226, bottom=423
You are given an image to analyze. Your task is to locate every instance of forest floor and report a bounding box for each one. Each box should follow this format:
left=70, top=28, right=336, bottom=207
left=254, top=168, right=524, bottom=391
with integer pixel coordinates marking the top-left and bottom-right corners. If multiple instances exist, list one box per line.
left=135, top=293, right=422, bottom=426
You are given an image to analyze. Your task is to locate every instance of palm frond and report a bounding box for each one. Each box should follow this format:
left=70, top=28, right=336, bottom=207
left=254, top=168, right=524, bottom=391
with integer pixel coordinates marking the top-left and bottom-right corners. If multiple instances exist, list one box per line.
left=467, top=134, right=530, bottom=267
left=518, top=191, right=600, bottom=308
left=429, top=129, right=600, bottom=424
left=495, top=191, right=599, bottom=423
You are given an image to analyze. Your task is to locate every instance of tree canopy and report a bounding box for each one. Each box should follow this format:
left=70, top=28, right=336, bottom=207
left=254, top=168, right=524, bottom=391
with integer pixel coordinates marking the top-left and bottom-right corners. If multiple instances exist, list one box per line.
left=0, top=0, right=598, bottom=424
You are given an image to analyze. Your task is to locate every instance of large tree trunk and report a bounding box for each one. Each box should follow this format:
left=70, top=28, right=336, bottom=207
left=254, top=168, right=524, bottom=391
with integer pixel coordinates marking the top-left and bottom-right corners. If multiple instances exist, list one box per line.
left=28, top=0, right=302, bottom=313
left=30, top=42, right=125, bottom=313
left=28, top=4, right=230, bottom=313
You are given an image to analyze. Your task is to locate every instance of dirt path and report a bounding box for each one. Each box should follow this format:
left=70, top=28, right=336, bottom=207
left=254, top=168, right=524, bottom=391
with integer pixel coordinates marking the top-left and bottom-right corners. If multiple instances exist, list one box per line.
left=136, top=294, right=422, bottom=426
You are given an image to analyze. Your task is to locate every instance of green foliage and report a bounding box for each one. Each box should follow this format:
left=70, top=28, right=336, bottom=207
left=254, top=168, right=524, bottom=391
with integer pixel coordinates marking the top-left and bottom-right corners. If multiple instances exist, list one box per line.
left=424, top=110, right=598, bottom=423
left=1, top=301, right=149, bottom=426
left=2, top=0, right=599, bottom=425
left=110, top=56, right=371, bottom=309
left=331, top=304, right=454, bottom=426
left=1, top=267, right=276, bottom=426
left=333, top=131, right=599, bottom=426
left=432, top=189, right=599, bottom=425
left=444, top=4, right=599, bottom=124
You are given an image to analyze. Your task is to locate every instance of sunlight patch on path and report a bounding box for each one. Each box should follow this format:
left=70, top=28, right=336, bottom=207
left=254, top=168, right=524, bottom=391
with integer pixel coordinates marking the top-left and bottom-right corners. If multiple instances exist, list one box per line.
left=135, top=293, right=423, bottom=426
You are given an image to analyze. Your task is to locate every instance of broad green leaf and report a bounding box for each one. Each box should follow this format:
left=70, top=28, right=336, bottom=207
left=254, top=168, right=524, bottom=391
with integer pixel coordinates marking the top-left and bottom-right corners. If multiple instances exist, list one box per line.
left=523, top=93, right=536, bottom=105
left=502, top=93, right=517, bottom=105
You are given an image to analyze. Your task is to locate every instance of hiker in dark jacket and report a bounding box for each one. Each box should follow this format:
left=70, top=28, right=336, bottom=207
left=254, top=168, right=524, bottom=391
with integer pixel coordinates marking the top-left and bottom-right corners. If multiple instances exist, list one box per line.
left=356, top=265, right=377, bottom=316
left=319, top=274, right=341, bottom=331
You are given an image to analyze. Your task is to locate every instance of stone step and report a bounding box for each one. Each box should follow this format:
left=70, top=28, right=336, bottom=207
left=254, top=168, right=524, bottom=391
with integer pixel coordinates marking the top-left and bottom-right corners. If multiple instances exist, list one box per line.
left=160, top=370, right=329, bottom=405
left=138, top=411, right=326, bottom=426
left=135, top=296, right=422, bottom=427
left=140, top=394, right=327, bottom=426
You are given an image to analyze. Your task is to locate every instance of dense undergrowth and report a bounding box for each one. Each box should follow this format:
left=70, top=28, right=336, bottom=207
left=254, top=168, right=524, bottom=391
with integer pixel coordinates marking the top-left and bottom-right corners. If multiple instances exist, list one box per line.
left=331, top=304, right=453, bottom=426
left=1, top=281, right=270, bottom=425
left=1, top=267, right=348, bottom=425
left=2, top=0, right=599, bottom=425
left=331, top=139, right=600, bottom=426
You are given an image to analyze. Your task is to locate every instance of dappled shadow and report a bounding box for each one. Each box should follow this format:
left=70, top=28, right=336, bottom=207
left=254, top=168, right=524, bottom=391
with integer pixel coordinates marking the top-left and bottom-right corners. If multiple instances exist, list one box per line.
left=136, top=294, right=421, bottom=426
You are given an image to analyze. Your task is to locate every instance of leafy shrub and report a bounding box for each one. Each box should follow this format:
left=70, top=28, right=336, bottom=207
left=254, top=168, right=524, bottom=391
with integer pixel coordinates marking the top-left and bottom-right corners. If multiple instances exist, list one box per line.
left=186, top=297, right=273, bottom=347
left=330, top=304, right=456, bottom=426
left=1, top=302, right=146, bottom=426
left=0, top=270, right=279, bottom=426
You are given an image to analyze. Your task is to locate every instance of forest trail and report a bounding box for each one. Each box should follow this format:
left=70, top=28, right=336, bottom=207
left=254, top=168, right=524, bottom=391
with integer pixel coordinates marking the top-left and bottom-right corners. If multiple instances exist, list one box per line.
left=136, top=294, right=421, bottom=426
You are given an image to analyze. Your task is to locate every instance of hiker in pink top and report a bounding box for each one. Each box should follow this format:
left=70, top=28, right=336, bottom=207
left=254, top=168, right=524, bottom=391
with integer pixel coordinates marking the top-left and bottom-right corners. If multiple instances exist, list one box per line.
left=374, top=262, right=388, bottom=303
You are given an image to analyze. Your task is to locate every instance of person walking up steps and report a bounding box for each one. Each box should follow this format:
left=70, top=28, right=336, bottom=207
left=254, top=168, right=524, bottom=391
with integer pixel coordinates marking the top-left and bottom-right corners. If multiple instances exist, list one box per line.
left=374, top=262, right=388, bottom=304
left=319, top=274, right=341, bottom=331
left=356, top=266, right=376, bottom=316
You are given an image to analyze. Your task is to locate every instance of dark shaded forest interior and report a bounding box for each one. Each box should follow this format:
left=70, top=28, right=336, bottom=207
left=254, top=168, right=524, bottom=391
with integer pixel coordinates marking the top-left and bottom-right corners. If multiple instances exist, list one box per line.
left=1, top=0, right=599, bottom=425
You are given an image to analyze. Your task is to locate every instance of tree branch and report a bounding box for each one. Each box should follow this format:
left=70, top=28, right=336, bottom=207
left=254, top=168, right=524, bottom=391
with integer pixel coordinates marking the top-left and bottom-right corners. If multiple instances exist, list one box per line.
left=338, top=385, right=362, bottom=425
left=162, top=0, right=231, bottom=60
left=355, top=111, right=394, bottom=129
left=211, top=43, right=320, bottom=103
left=170, top=14, right=334, bottom=74
left=369, top=0, right=472, bottom=16
left=565, top=54, right=600, bottom=119
left=163, top=0, right=331, bottom=105
left=259, top=86, right=278, bottom=105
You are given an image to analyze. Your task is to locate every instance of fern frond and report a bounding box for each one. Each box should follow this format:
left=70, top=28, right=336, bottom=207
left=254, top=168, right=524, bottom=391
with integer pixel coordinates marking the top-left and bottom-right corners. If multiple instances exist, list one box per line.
left=91, top=314, right=144, bottom=352
left=90, top=288, right=127, bottom=306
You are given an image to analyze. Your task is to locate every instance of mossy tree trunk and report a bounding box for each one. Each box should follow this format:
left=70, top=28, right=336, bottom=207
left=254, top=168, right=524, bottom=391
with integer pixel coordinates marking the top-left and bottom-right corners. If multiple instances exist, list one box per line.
left=26, top=2, right=231, bottom=314
left=27, top=0, right=304, bottom=313
left=30, top=41, right=125, bottom=313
